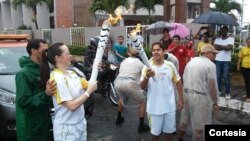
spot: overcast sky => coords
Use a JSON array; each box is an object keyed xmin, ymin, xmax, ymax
[{"xmin": 234, "ymin": 0, "xmax": 250, "ymax": 23}]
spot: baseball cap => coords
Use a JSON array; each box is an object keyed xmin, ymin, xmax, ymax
[{"xmin": 201, "ymin": 44, "xmax": 219, "ymax": 54}]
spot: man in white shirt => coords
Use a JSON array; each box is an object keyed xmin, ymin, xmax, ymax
[{"xmin": 214, "ymin": 26, "xmax": 234, "ymax": 99}]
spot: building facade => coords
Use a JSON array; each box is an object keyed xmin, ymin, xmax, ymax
[
  {"xmin": 0, "ymin": 0, "xmax": 94, "ymax": 32},
  {"xmin": 0, "ymin": 0, "xmax": 209, "ymax": 32}
]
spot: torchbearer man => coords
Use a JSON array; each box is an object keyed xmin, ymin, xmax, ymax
[{"xmin": 140, "ymin": 42, "xmax": 184, "ymax": 141}]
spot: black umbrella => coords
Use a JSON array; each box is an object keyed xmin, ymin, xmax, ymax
[
  {"xmin": 192, "ymin": 11, "xmax": 238, "ymax": 26},
  {"xmin": 145, "ymin": 21, "xmax": 174, "ymax": 35}
]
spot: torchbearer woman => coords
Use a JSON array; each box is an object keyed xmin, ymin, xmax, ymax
[{"xmin": 40, "ymin": 42, "xmax": 97, "ymax": 141}]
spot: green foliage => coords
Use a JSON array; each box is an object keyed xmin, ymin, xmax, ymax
[
  {"xmin": 135, "ymin": 0, "xmax": 162, "ymax": 15},
  {"xmin": 68, "ymin": 45, "xmax": 87, "ymax": 56},
  {"xmin": 89, "ymin": 0, "xmax": 129, "ymax": 15},
  {"xmin": 144, "ymin": 47, "xmax": 152, "ymax": 59},
  {"xmin": 17, "ymin": 25, "xmax": 32, "ymax": 30},
  {"xmin": 12, "ymin": 0, "xmax": 52, "ymax": 9},
  {"xmin": 211, "ymin": 0, "xmax": 242, "ymax": 14},
  {"xmin": 231, "ymin": 53, "xmax": 239, "ymax": 72}
]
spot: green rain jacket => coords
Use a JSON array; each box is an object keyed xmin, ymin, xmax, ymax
[{"xmin": 15, "ymin": 56, "xmax": 51, "ymax": 141}]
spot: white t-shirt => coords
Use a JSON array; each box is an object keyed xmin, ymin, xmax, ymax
[
  {"xmin": 141, "ymin": 60, "xmax": 180, "ymax": 115},
  {"xmin": 50, "ymin": 68, "xmax": 88, "ymax": 124},
  {"xmin": 214, "ymin": 36, "xmax": 234, "ymax": 61},
  {"xmin": 117, "ymin": 57, "xmax": 144, "ymax": 83}
]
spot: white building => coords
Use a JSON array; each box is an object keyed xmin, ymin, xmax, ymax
[{"xmin": 0, "ymin": 0, "xmax": 50, "ymax": 32}]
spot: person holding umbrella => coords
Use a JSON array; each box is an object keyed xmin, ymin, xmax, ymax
[
  {"xmin": 214, "ymin": 26, "xmax": 234, "ymax": 99},
  {"xmin": 159, "ymin": 28, "xmax": 173, "ymax": 50}
]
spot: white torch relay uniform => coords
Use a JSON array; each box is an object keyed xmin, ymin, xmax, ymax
[
  {"xmin": 141, "ymin": 60, "xmax": 180, "ymax": 135},
  {"xmin": 180, "ymin": 56, "xmax": 219, "ymax": 131},
  {"xmin": 50, "ymin": 68, "xmax": 89, "ymax": 141}
]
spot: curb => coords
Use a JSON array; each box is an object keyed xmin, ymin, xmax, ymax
[{"xmin": 218, "ymin": 97, "xmax": 250, "ymax": 114}]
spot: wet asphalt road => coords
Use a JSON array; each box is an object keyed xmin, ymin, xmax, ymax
[
  {"xmin": 3, "ymin": 91, "xmax": 249, "ymax": 141},
  {"xmin": 87, "ymin": 93, "xmax": 250, "ymax": 141},
  {"xmin": 87, "ymin": 93, "xmax": 182, "ymax": 141}
]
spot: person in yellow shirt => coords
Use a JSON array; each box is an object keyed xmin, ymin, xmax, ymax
[
  {"xmin": 237, "ymin": 37, "xmax": 250, "ymax": 103},
  {"xmin": 197, "ymin": 32, "xmax": 212, "ymax": 56}
]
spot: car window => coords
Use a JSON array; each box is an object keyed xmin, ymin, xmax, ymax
[{"xmin": 0, "ymin": 47, "xmax": 27, "ymax": 74}]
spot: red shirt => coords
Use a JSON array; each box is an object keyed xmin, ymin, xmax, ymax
[{"xmin": 168, "ymin": 43, "xmax": 188, "ymax": 78}]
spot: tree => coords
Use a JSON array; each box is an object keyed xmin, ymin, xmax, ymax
[
  {"xmin": 89, "ymin": 0, "xmax": 129, "ymax": 15},
  {"xmin": 134, "ymin": 0, "xmax": 162, "ymax": 23},
  {"xmin": 211, "ymin": 0, "xmax": 242, "ymax": 15},
  {"xmin": 89, "ymin": 0, "xmax": 163, "ymax": 24},
  {"xmin": 12, "ymin": 0, "xmax": 52, "ymax": 29}
]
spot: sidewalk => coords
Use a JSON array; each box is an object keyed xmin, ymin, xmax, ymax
[{"xmin": 216, "ymin": 84, "xmax": 250, "ymax": 124}]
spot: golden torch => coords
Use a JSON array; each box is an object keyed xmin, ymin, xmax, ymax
[{"xmin": 89, "ymin": 14, "xmax": 122, "ymax": 82}]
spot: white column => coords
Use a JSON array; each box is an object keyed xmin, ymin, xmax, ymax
[
  {"xmin": 37, "ymin": 2, "xmax": 50, "ymax": 29},
  {"xmin": 0, "ymin": 4, "xmax": 3, "ymax": 32},
  {"xmin": 22, "ymin": 4, "xmax": 35, "ymax": 29},
  {"xmin": 10, "ymin": 0, "xmax": 23, "ymax": 29},
  {"xmin": 1, "ymin": 2, "xmax": 12, "ymax": 29}
]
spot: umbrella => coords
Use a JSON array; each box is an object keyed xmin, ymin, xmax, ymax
[
  {"xmin": 192, "ymin": 11, "xmax": 238, "ymax": 26},
  {"xmin": 145, "ymin": 21, "xmax": 174, "ymax": 35},
  {"xmin": 169, "ymin": 23, "xmax": 190, "ymax": 38}
]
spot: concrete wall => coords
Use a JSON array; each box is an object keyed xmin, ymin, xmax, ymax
[
  {"xmin": 22, "ymin": 24, "xmax": 205, "ymax": 50},
  {"xmin": 10, "ymin": 0, "xmax": 23, "ymax": 29},
  {"xmin": 0, "ymin": 4, "xmax": 3, "ymax": 32},
  {"xmin": 1, "ymin": 2, "xmax": 12, "ymax": 29},
  {"xmin": 52, "ymin": 28, "xmax": 71, "ymax": 44},
  {"xmin": 33, "ymin": 30, "xmax": 43, "ymax": 39}
]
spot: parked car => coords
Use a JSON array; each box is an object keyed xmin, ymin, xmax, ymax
[{"xmin": 0, "ymin": 34, "xmax": 94, "ymax": 139}]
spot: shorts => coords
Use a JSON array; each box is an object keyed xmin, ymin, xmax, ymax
[
  {"xmin": 53, "ymin": 119, "xmax": 87, "ymax": 141},
  {"xmin": 148, "ymin": 111, "xmax": 176, "ymax": 136},
  {"xmin": 114, "ymin": 78, "xmax": 145, "ymax": 106}
]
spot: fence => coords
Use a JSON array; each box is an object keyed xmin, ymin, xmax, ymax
[
  {"xmin": 42, "ymin": 29, "xmax": 52, "ymax": 44},
  {"xmin": 70, "ymin": 27, "xmax": 85, "ymax": 46}
]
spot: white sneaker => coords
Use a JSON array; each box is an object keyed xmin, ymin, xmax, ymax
[{"xmin": 225, "ymin": 94, "xmax": 231, "ymax": 99}]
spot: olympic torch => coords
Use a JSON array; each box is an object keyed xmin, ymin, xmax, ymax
[
  {"xmin": 129, "ymin": 24, "xmax": 157, "ymax": 81},
  {"xmin": 89, "ymin": 14, "xmax": 122, "ymax": 83}
]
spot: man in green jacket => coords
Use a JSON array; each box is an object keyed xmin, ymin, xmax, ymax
[{"xmin": 15, "ymin": 39, "xmax": 56, "ymax": 141}]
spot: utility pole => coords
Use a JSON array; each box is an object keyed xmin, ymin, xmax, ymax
[{"xmin": 239, "ymin": 0, "xmax": 244, "ymax": 46}]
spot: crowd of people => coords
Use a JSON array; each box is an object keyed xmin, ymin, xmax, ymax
[{"xmin": 15, "ymin": 25, "xmax": 249, "ymax": 141}]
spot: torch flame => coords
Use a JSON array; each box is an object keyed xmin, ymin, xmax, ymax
[
  {"xmin": 108, "ymin": 14, "xmax": 122, "ymax": 25},
  {"xmin": 130, "ymin": 23, "xmax": 141, "ymax": 36}
]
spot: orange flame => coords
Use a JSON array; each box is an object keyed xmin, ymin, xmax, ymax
[
  {"xmin": 108, "ymin": 14, "xmax": 122, "ymax": 25},
  {"xmin": 130, "ymin": 23, "xmax": 141, "ymax": 35}
]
